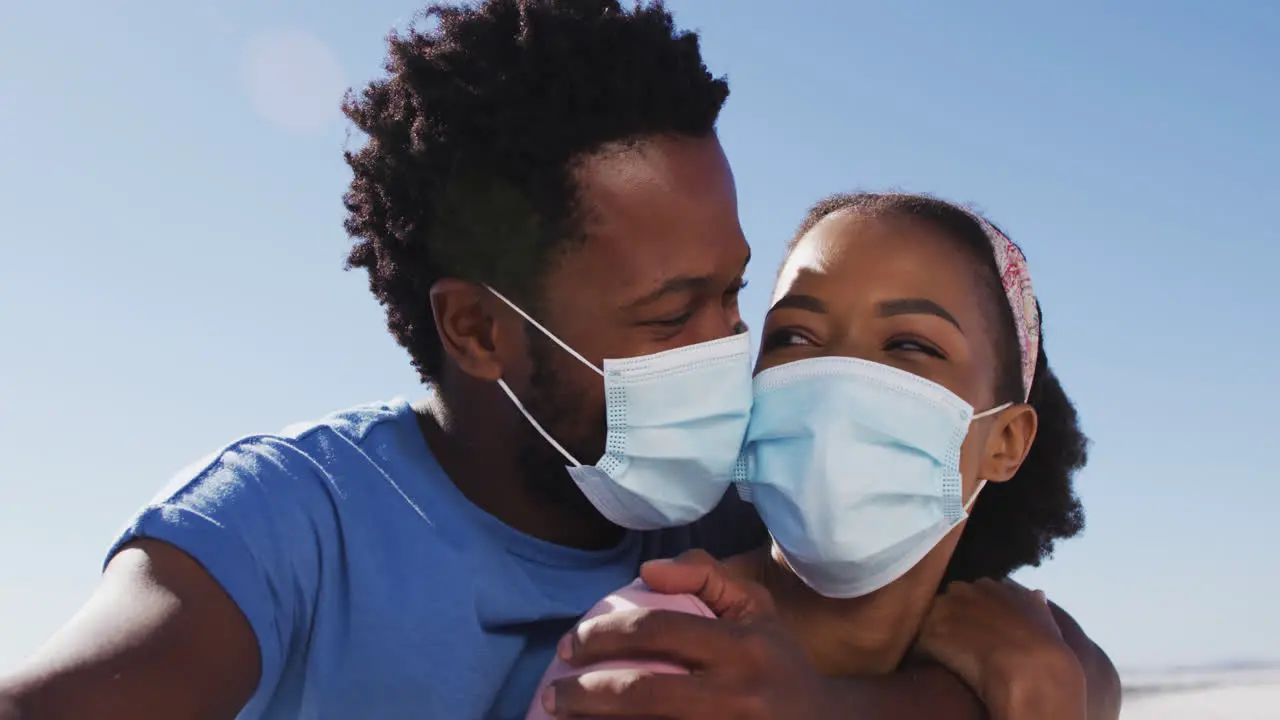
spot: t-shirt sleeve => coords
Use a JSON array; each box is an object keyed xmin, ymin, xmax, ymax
[
  {"xmin": 106, "ymin": 435, "xmax": 338, "ymax": 701},
  {"xmin": 523, "ymin": 581, "xmax": 714, "ymax": 720}
]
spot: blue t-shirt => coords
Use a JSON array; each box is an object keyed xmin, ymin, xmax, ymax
[{"xmin": 109, "ymin": 399, "xmax": 761, "ymax": 719}]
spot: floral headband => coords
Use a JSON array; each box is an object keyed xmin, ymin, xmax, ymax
[{"xmin": 972, "ymin": 215, "xmax": 1040, "ymax": 400}]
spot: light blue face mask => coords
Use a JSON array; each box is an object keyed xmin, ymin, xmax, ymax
[
  {"xmin": 734, "ymin": 356, "xmax": 1010, "ymax": 598},
  {"xmin": 488, "ymin": 287, "xmax": 754, "ymax": 530}
]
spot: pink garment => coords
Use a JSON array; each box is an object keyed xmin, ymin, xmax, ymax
[
  {"xmin": 525, "ymin": 580, "xmax": 714, "ymax": 719},
  {"xmin": 972, "ymin": 215, "xmax": 1040, "ymax": 399}
]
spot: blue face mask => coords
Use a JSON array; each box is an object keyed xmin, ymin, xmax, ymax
[
  {"xmin": 735, "ymin": 356, "xmax": 1009, "ymax": 598},
  {"xmin": 488, "ymin": 287, "xmax": 754, "ymax": 530}
]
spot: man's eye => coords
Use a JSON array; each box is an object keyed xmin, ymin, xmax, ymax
[
  {"xmin": 648, "ymin": 312, "xmax": 693, "ymax": 328},
  {"xmin": 727, "ymin": 278, "xmax": 749, "ymax": 296}
]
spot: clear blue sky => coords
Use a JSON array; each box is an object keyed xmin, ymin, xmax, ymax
[{"xmin": 1, "ymin": 0, "xmax": 1276, "ymax": 673}]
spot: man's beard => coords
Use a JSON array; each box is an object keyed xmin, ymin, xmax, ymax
[{"xmin": 513, "ymin": 328, "xmax": 608, "ymax": 512}]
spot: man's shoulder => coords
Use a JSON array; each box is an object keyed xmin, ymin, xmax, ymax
[
  {"xmin": 99, "ymin": 399, "xmax": 452, "ymax": 719},
  {"xmin": 277, "ymin": 398, "xmax": 416, "ymax": 446},
  {"xmin": 151, "ymin": 399, "xmax": 419, "ymax": 501},
  {"xmin": 109, "ymin": 397, "xmax": 440, "ymax": 622}
]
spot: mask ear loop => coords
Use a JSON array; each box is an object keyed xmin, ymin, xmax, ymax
[
  {"xmin": 495, "ymin": 379, "xmax": 583, "ymax": 468},
  {"xmin": 963, "ymin": 479, "xmax": 986, "ymax": 514},
  {"xmin": 485, "ymin": 285, "xmax": 604, "ymax": 377},
  {"xmin": 963, "ymin": 401, "xmax": 1014, "ymax": 514},
  {"xmin": 971, "ymin": 401, "xmax": 1012, "ymax": 421},
  {"xmin": 484, "ymin": 285, "xmax": 604, "ymax": 469}
]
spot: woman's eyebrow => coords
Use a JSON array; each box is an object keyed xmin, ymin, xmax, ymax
[
  {"xmin": 768, "ymin": 293, "xmax": 827, "ymax": 315},
  {"xmin": 877, "ymin": 298, "xmax": 963, "ymax": 333}
]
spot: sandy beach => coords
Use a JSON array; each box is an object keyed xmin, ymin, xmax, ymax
[{"xmin": 1122, "ymin": 666, "xmax": 1280, "ymax": 719}]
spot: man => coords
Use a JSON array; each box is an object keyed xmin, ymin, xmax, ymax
[{"xmin": 0, "ymin": 1, "xmax": 1119, "ymax": 718}]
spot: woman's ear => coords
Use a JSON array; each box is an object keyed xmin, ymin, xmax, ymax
[
  {"xmin": 979, "ymin": 404, "xmax": 1038, "ymax": 484},
  {"xmin": 428, "ymin": 279, "xmax": 508, "ymax": 382}
]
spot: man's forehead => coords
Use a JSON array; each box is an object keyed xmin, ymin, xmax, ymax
[
  {"xmin": 564, "ymin": 136, "xmax": 747, "ymax": 309},
  {"xmin": 568, "ymin": 231, "xmax": 747, "ymax": 310},
  {"xmin": 577, "ymin": 135, "xmax": 732, "ymax": 197}
]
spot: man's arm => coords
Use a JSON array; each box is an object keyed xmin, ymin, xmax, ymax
[
  {"xmin": 1050, "ymin": 601, "xmax": 1121, "ymax": 720},
  {"xmin": 825, "ymin": 603, "xmax": 1118, "ymax": 720},
  {"xmin": 0, "ymin": 540, "xmax": 260, "ymax": 720},
  {"xmin": 555, "ymin": 553, "xmax": 1117, "ymax": 719},
  {"xmin": 824, "ymin": 662, "xmax": 986, "ymax": 720},
  {"xmin": 682, "ymin": 504, "xmax": 1121, "ymax": 719},
  {"xmin": 0, "ymin": 693, "xmax": 20, "ymax": 720}
]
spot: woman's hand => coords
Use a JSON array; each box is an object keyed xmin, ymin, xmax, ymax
[{"xmin": 914, "ymin": 578, "xmax": 1088, "ymax": 720}]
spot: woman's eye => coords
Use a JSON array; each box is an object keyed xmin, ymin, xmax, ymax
[
  {"xmin": 762, "ymin": 328, "xmax": 816, "ymax": 351},
  {"xmin": 885, "ymin": 336, "xmax": 945, "ymax": 358}
]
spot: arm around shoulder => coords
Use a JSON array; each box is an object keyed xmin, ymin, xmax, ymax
[
  {"xmin": 0, "ymin": 691, "xmax": 21, "ymax": 720},
  {"xmin": 1049, "ymin": 601, "xmax": 1121, "ymax": 720},
  {"xmin": 821, "ymin": 590, "xmax": 1114, "ymax": 720},
  {"xmin": 0, "ymin": 539, "xmax": 260, "ymax": 720},
  {"xmin": 822, "ymin": 661, "xmax": 987, "ymax": 720}
]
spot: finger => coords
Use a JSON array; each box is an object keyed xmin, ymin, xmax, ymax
[
  {"xmin": 939, "ymin": 579, "xmax": 980, "ymax": 599},
  {"xmin": 912, "ymin": 605, "xmax": 958, "ymax": 660},
  {"xmin": 638, "ymin": 549, "xmax": 719, "ymax": 595},
  {"xmin": 999, "ymin": 577, "xmax": 1040, "ymax": 599},
  {"xmin": 1001, "ymin": 577, "xmax": 1029, "ymax": 591},
  {"xmin": 549, "ymin": 669, "xmax": 711, "ymax": 718},
  {"xmin": 664, "ymin": 548, "xmax": 719, "ymax": 568},
  {"xmin": 973, "ymin": 577, "xmax": 1009, "ymax": 594},
  {"xmin": 640, "ymin": 553, "xmax": 776, "ymax": 621},
  {"xmin": 564, "ymin": 607, "xmax": 740, "ymax": 669},
  {"xmin": 993, "ymin": 578, "xmax": 1049, "ymax": 606}
]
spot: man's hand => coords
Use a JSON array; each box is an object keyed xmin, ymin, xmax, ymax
[
  {"xmin": 915, "ymin": 579, "xmax": 1087, "ymax": 720},
  {"xmin": 639, "ymin": 549, "xmax": 774, "ymax": 621},
  {"xmin": 545, "ymin": 550, "xmax": 839, "ymax": 718}
]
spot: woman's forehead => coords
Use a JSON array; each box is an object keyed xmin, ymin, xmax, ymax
[{"xmin": 771, "ymin": 212, "xmax": 985, "ymax": 319}]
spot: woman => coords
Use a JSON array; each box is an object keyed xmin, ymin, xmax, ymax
[{"xmin": 528, "ymin": 192, "xmax": 1090, "ymax": 718}]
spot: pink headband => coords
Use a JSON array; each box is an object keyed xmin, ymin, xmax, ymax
[{"xmin": 972, "ymin": 216, "xmax": 1040, "ymax": 400}]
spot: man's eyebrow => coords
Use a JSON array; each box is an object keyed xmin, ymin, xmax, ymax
[
  {"xmin": 622, "ymin": 275, "xmax": 713, "ymax": 309},
  {"xmin": 877, "ymin": 298, "xmax": 963, "ymax": 332},
  {"xmin": 622, "ymin": 250, "xmax": 752, "ymax": 310},
  {"xmin": 767, "ymin": 293, "xmax": 827, "ymax": 315}
]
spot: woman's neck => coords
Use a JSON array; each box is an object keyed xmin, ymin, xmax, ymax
[{"xmin": 728, "ymin": 545, "xmax": 939, "ymax": 676}]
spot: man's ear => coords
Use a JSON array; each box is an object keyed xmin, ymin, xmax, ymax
[
  {"xmin": 979, "ymin": 404, "xmax": 1038, "ymax": 484},
  {"xmin": 428, "ymin": 279, "xmax": 510, "ymax": 382}
]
